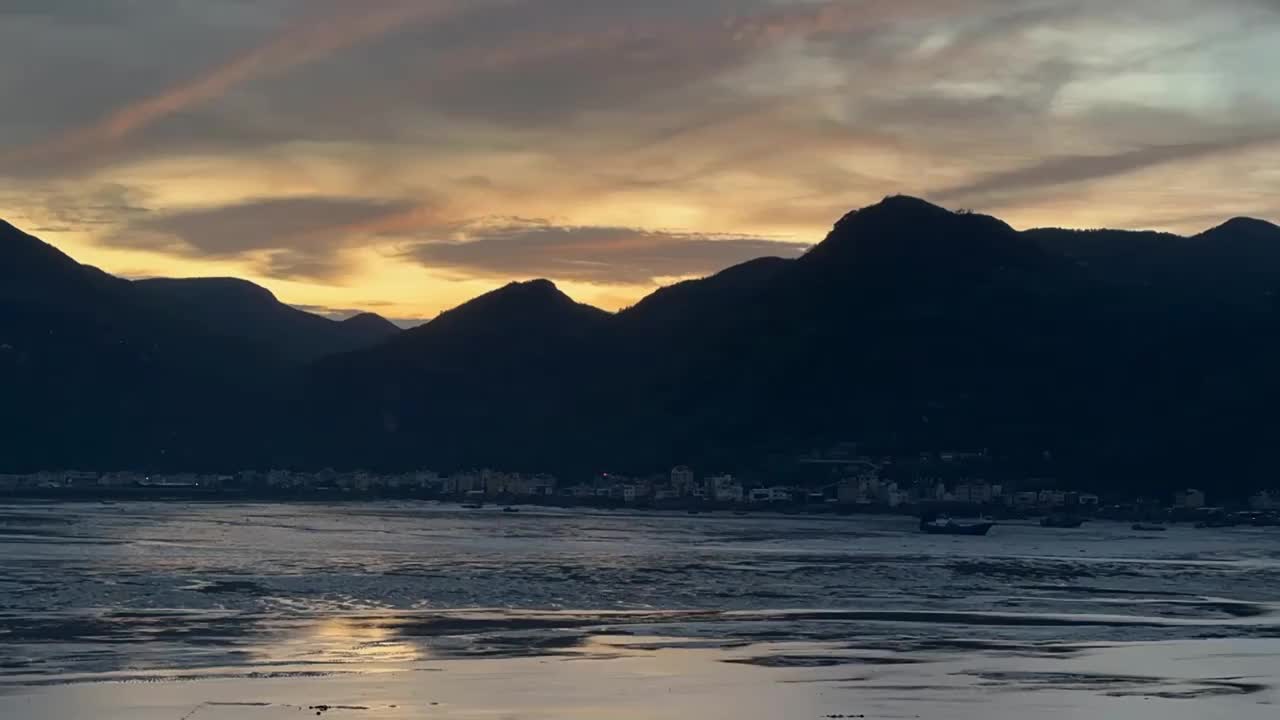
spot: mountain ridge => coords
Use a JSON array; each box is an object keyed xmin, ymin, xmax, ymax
[{"xmin": 3, "ymin": 199, "xmax": 1280, "ymax": 498}]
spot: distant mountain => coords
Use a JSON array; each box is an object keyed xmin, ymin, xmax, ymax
[
  {"xmin": 4, "ymin": 200, "xmax": 1280, "ymax": 497},
  {"xmin": 340, "ymin": 312, "xmax": 402, "ymax": 337},
  {"xmin": 0, "ymin": 220, "xmax": 398, "ymax": 471},
  {"xmin": 300, "ymin": 280, "xmax": 610, "ymax": 470},
  {"xmin": 1027, "ymin": 215, "xmax": 1280, "ymax": 304},
  {"xmin": 134, "ymin": 277, "xmax": 400, "ymax": 364}
]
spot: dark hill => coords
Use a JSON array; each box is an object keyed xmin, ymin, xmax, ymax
[
  {"xmin": 1030, "ymin": 216, "xmax": 1280, "ymax": 299},
  {"xmin": 134, "ymin": 276, "xmax": 400, "ymax": 363},
  {"xmin": 0, "ymin": 219, "xmax": 398, "ymax": 471},
  {"xmin": 341, "ymin": 312, "xmax": 401, "ymax": 337},
  {"xmin": 298, "ymin": 280, "xmax": 610, "ymax": 470},
  {"xmin": 0, "ymin": 220, "xmax": 129, "ymax": 305}
]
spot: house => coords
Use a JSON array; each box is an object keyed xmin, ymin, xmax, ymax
[
  {"xmin": 528, "ymin": 474, "xmax": 558, "ymax": 496},
  {"xmin": 1251, "ymin": 491, "xmax": 1278, "ymax": 510},
  {"xmin": 1174, "ymin": 489, "xmax": 1206, "ymax": 509},
  {"xmin": 670, "ymin": 466, "xmax": 695, "ymax": 496},
  {"xmin": 1038, "ymin": 490, "xmax": 1067, "ymax": 507},
  {"xmin": 955, "ymin": 482, "xmax": 994, "ymax": 504},
  {"xmin": 652, "ymin": 487, "xmax": 679, "ymax": 501},
  {"xmin": 562, "ymin": 483, "xmax": 596, "ymax": 499},
  {"xmin": 874, "ymin": 481, "xmax": 906, "ymax": 507},
  {"xmin": 838, "ymin": 472, "xmax": 881, "ymax": 503},
  {"xmin": 747, "ymin": 486, "xmax": 794, "ymax": 503},
  {"xmin": 1010, "ymin": 491, "xmax": 1039, "ymax": 508},
  {"xmin": 708, "ymin": 474, "xmax": 743, "ymax": 503}
]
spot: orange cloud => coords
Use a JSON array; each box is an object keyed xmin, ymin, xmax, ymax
[{"xmin": 4, "ymin": 1, "xmax": 474, "ymax": 167}]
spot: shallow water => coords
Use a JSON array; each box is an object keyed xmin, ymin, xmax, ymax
[{"xmin": 1, "ymin": 502, "xmax": 1278, "ymax": 718}]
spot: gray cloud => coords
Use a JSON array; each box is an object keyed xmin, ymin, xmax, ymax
[
  {"xmin": 107, "ymin": 196, "xmax": 420, "ymax": 280},
  {"xmin": 932, "ymin": 133, "xmax": 1280, "ymax": 203},
  {"xmin": 3, "ymin": 0, "xmax": 1280, "ymax": 299},
  {"xmin": 405, "ymin": 222, "xmax": 806, "ymax": 285}
]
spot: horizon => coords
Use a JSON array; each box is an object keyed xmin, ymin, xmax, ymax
[
  {"xmin": 1, "ymin": 1, "xmax": 1277, "ymax": 319},
  {"xmin": 5, "ymin": 194, "xmax": 1278, "ymax": 327}
]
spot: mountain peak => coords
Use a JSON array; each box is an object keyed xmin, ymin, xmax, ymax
[
  {"xmin": 497, "ymin": 278, "xmax": 563, "ymax": 298},
  {"xmin": 1198, "ymin": 216, "xmax": 1280, "ymax": 240},
  {"xmin": 340, "ymin": 312, "xmax": 401, "ymax": 335},
  {"xmin": 863, "ymin": 194, "xmax": 951, "ymax": 216},
  {"xmin": 802, "ymin": 195, "xmax": 1026, "ymax": 273},
  {"xmin": 420, "ymin": 278, "xmax": 607, "ymax": 338},
  {"xmin": 825, "ymin": 195, "xmax": 1015, "ymax": 241}
]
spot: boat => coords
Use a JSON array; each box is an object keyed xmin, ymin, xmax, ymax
[
  {"xmin": 1194, "ymin": 518, "xmax": 1233, "ymax": 529},
  {"xmin": 1040, "ymin": 514, "xmax": 1085, "ymax": 529},
  {"xmin": 1131, "ymin": 523, "xmax": 1167, "ymax": 532},
  {"xmin": 919, "ymin": 515, "xmax": 994, "ymax": 536},
  {"xmin": 502, "ymin": 506, "xmax": 519, "ymax": 513},
  {"xmin": 461, "ymin": 503, "xmax": 484, "ymax": 510}
]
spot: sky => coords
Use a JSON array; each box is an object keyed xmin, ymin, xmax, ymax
[{"xmin": 1, "ymin": 0, "xmax": 1278, "ymax": 322}]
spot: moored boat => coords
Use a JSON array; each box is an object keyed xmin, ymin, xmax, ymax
[
  {"xmin": 1131, "ymin": 523, "xmax": 1167, "ymax": 532},
  {"xmin": 919, "ymin": 514, "xmax": 994, "ymax": 536},
  {"xmin": 1040, "ymin": 514, "xmax": 1085, "ymax": 529}
]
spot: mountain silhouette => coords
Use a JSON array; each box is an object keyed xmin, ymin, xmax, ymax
[
  {"xmin": 300, "ymin": 279, "xmax": 610, "ymax": 470},
  {"xmin": 134, "ymin": 277, "xmax": 400, "ymax": 363},
  {"xmin": 0, "ymin": 219, "xmax": 398, "ymax": 471},
  {"xmin": 0, "ymin": 220, "xmax": 129, "ymax": 305},
  {"xmin": 3, "ymin": 199, "xmax": 1280, "ymax": 497}
]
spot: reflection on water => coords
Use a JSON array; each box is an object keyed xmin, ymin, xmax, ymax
[
  {"xmin": 1, "ymin": 502, "xmax": 1279, "ymax": 718},
  {"xmin": 256, "ymin": 617, "xmax": 425, "ymax": 667}
]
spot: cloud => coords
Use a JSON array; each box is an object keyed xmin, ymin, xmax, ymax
[
  {"xmin": 107, "ymin": 196, "xmax": 423, "ymax": 280},
  {"xmin": 0, "ymin": 1, "xmax": 481, "ymax": 170},
  {"xmin": 3, "ymin": 0, "xmax": 1280, "ymax": 314},
  {"xmin": 932, "ymin": 132, "xmax": 1280, "ymax": 202},
  {"xmin": 404, "ymin": 221, "xmax": 807, "ymax": 284}
]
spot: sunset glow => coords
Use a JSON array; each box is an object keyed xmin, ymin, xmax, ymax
[{"xmin": 2, "ymin": 0, "xmax": 1277, "ymax": 321}]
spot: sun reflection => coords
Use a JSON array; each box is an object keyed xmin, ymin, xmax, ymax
[{"xmin": 254, "ymin": 616, "xmax": 426, "ymax": 668}]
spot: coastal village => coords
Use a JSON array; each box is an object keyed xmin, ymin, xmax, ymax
[{"xmin": 4, "ymin": 450, "xmax": 1278, "ymax": 523}]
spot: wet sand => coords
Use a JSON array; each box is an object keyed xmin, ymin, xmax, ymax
[
  {"xmin": 4, "ymin": 634, "xmax": 1278, "ymax": 719},
  {"xmin": 2, "ymin": 502, "xmax": 1279, "ymax": 718}
]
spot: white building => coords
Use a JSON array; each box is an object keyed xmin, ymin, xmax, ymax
[
  {"xmin": 708, "ymin": 474, "xmax": 743, "ymax": 503},
  {"xmin": 747, "ymin": 487, "xmax": 794, "ymax": 504},
  {"xmin": 671, "ymin": 466, "xmax": 695, "ymax": 496},
  {"xmin": 955, "ymin": 482, "xmax": 994, "ymax": 504},
  {"xmin": 1038, "ymin": 490, "xmax": 1068, "ymax": 507}
]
